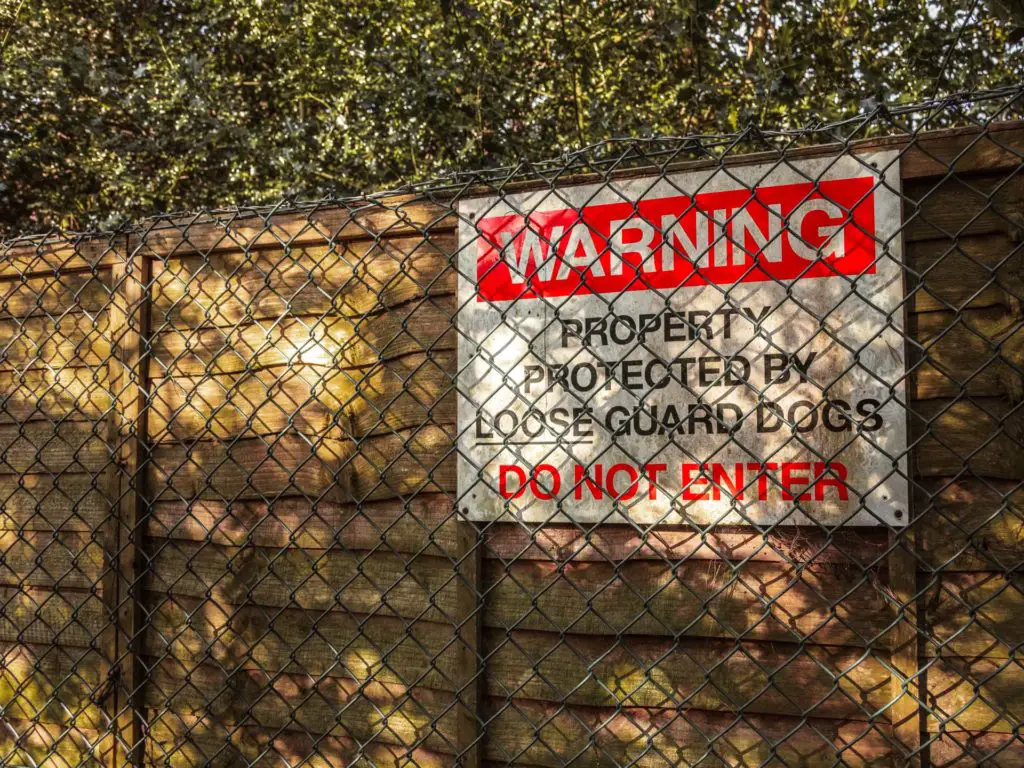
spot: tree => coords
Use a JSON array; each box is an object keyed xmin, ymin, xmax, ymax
[{"xmin": 1, "ymin": 0, "xmax": 1022, "ymax": 234}]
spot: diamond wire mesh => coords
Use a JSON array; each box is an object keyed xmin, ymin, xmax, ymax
[{"xmin": 0, "ymin": 87, "xmax": 1022, "ymax": 768}]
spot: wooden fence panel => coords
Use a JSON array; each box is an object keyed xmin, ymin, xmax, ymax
[{"xmin": 0, "ymin": 119, "xmax": 1021, "ymax": 768}]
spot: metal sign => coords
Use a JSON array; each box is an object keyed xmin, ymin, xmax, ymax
[{"xmin": 457, "ymin": 152, "xmax": 907, "ymax": 525}]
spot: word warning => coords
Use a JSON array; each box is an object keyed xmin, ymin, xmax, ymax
[{"xmin": 457, "ymin": 152, "xmax": 908, "ymax": 525}]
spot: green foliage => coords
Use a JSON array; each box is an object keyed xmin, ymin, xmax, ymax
[{"xmin": 0, "ymin": 0, "xmax": 1022, "ymax": 233}]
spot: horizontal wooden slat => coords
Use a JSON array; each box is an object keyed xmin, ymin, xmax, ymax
[
  {"xmin": 0, "ymin": 586, "xmax": 108, "ymax": 648},
  {"xmin": 149, "ymin": 299, "xmax": 454, "ymax": 378},
  {"xmin": 929, "ymin": 729, "xmax": 1024, "ymax": 766},
  {"xmin": 349, "ymin": 425, "xmax": 456, "ymax": 502},
  {"xmin": 483, "ymin": 522, "xmax": 888, "ymax": 566},
  {"xmin": 0, "ymin": 271, "xmax": 111, "ymax": 320},
  {"xmin": 146, "ymin": 715, "xmax": 451, "ymax": 768},
  {"xmin": 0, "ymin": 420, "xmax": 110, "ymax": 475},
  {"xmin": 144, "ymin": 541, "xmax": 460, "ymax": 619},
  {"xmin": 0, "ymin": 473, "xmax": 109, "ymax": 532},
  {"xmin": 484, "ymin": 630, "xmax": 890, "ymax": 721},
  {"xmin": 147, "ymin": 425, "xmax": 456, "ymax": 504},
  {"xmin": 133, "ymin": 199, "xmax": 455, "ymax": 258},
  {"xmin": 906, "ymin": 233, "xmax": 1023, "ymax": 315},
  {"xmin": 148, "ymin": 364, "xmax": 348, "ymax": 442},
  {"xmin": 144, "ymin": 495, "xmax": 459, "ymax": 554},
  {"xmin": 482, "ymin": 558, "xmax": 891, "ymax": 645},
  {"xmin": 144, "ymin": 659, "xmax": 461, "ymax": 755},
  {"xmin": 0, "ymin": 717, "xmax": 105, "ymax": 767},
  {"xmin": 146, "ymin": 432, "xmax": 349, "ymax": 502},
  {"xmin": 903, "ymin": 173, "xmax": 1024, "ymax": 243},
  {"xmin": 480, "ymin": 549, "xmax": 1024, "ymax": 656},
  {"xmin": 144, "ymin": 596, "xmax": 462, "ymax": 692},
  {"xmin": 0, "ymin": 530, "xmax": 105, "ymax": 589},
  {"xmin": 347, "ymin": 350, "xmax": 455, "ymax": 437},
  {"xmin": 0, "ymin": 367, "xmax": 112, "ymax": 424},
  {"xmin": 148, "ymin": 351, "xmax": 455, "ymax": 443},
  {"xmin": 152, "ymin": 236, "xmax": 455, "ymax": 328},
  {"xmin": 0, "ymin": 238, "xmax": 119, "ymax": 280},
  {"xmin": 923, "ymin": 571, "xmax": 1024, "ymax": 659},
  {"xmin": 896, "ymin": 122, "xmax": 1024, "ymax": 180},
  {"xmin": 0, "ymin": 642, "xmax": 106, "ymax": 728},
  {"xmin": 914, "ymin": 479, "xmax": 1024, "ymax": 571},
  {"xmin": 482, "ymin": 697, "xmax": 894, "ymax": 767},
  {"xmin": 910, "ymin": 306, "xmax": 1024, "ymax": 401},
  {"xmin": 912, "ymin": 398, "xmax": 1024, "ymax": 479},
  {"xmin": 0, "ymin": 312, "xmax": 113, "ymax": 370},
  {"xmin": 926, "ymin": 654, "xmax": 1024, "ymax": 733}
]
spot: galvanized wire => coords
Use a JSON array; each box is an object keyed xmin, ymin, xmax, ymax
[{"xmin": 0, "ymin": 86, "xmax": 1022, "ymax": 768}]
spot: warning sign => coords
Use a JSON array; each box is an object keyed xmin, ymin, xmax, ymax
[{"xmin": 457, "ymin": 152, "xmax": 907, "ymax": 525}]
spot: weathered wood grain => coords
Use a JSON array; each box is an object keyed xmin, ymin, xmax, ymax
[
  {"xmin": 144, "ymin": 659, "xmax": 461, "ymax": 754},
  {"xmin": 484, "ymin": 629, "xmax": 890, "ymax": 720},
  {"xmin": 906, "ymin": 234, "xmax": 1023, "ymax": 314},
  {"xmin": 0, "ymin": 472, "xmax": 109, "ymax": 532},
  {"xmin": 0, "ymin": 586, "xmax": 107, "ymax": 648},
  {"xmin": 0, "ymin": 238, "xmax": 118, "ymax": 280},
  {"xmin": 0, "ymin": 367, "xmax": 113, "ymax": 424},
  {"xmin": 146, "ymin": 432, "xmax": 350, "ymax": 502},
  {"xmin": 146, "ymin": 425, "xmax": 456, "ymax": 504},
  {"xmin": 148, "ymin": 364, "xmax": 348, "ymax": 442},
  {"xmin": 0, "ymin": 271, "xmax": 111, "ymax": 320},
  {"xmin": 146, "ymin": 715, "xmax": 452, "ymax": 768},
  {"xmin": 887, "ymin": 529, "xmax": 920, "ymax": 764},
  {"xmin": 348, "ymin": 425, "xmax": 457, "ymax": 502},
  {"xmin": 152, "ymin": 236, "xmax": 455, "ymax": 328},
  {"xmin": 346, "ymin": 350, "xmax": 456, "ymax": 438},
  {"xmin": 101, "ymin": 250, "xmax": 153, "ymax": 768},
  {"xmin": 148, "ymin": 351, "xmax": 456, "ymax": 443},
  {"xmin": 929, "ymin": 729, "xmax": 1024, "ymax": 766},
  {"xmin": 910, "ymin": 305, "xmax": 1024, "ymax": 401},
  {"xmin": 896, "ymin": 122, "xmax": 1024, "ymax": 180},
  {"xmin": 912, "ymin": 398, "xmax": 1024, "ymax": 479},
  {"xmin": 903, "ymin": 173, "xmax": 1024, "ymax": 243},
  {"xmin": 133, "ymin": 199, "xmax": 455, "ymax": 258},
  {"xmin": 144, "ymin": 540, "xmax": 460, "ymax": 620},
  {"xmin": 149, "ymin": 299, "xmax": 454, "ymax": 378},
  {"xmin": 143, "ymin": 596, "xmax": 462, "ymax": 692},
  {"xmin": 481, "ymin": 558, "xmax": 892, "ymax": 645},
  {"xmin": 923, "ymin": 571, "xmax": 1024, "ymax": 659},
  {"xmin": 482, "ymin": 697, "xmax": 894, "ymax": 767},
  {"xmin": 925, "ymin": 655, "xmax": 1024, "ymax": 733},
  {"xmin": 144, "ymin": 494, "xmax": 459, "ymax": 553},
  {"xmin": 0, "ymin": 530, "xmax": 104, "ymax": 590},
  {"xmin": 0, "ymin": 717, "xmax": 105, "ymax": 768},
  {"xmin": 913, "ymin": 479, "xmax": 1024, "ymax": 572},
  {"xmin": 0, "ymin": 313, "xmax": 113, "ymax": 370},
  {"xmin": 0, "ymin": 642, "xmax": 106, "ymax": 728},
  {"xmin": 0, "ymin": 420, "xmax": 110, "ymax": 475},
  {"xmin": 482, "ymin": 522, "xmax": 889, "ymax": 566}
]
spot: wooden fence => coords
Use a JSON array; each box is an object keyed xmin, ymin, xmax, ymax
[{"xmin": 0, "ymin": 121, "xmax": 1022, "ymax": 767}]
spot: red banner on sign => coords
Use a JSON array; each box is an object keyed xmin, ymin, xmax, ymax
[{"xmin": 473, "ymin": 176, "xmax": 878, "ymax": 301}]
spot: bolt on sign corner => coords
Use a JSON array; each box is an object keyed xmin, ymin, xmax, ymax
[{"xmin": 457, "ymin": 151, "xmax": 908, "ymax": 526}]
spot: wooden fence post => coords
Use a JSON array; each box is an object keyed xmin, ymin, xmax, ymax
[
  {"xmin": 889, "ymin": 527, "xmax": 921, "ymax": 766},
  {"xmin": 456, "ymin": 519, "xmax": 483, "ymax": 768},
  {"xmin": 101, "ymin": 241, "xmax": 152, "ymax": 768}
]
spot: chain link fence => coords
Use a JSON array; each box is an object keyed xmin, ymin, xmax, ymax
[{"xmin": 0, "ymin": 86, "xmax": 1022, "ymax": 767}]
